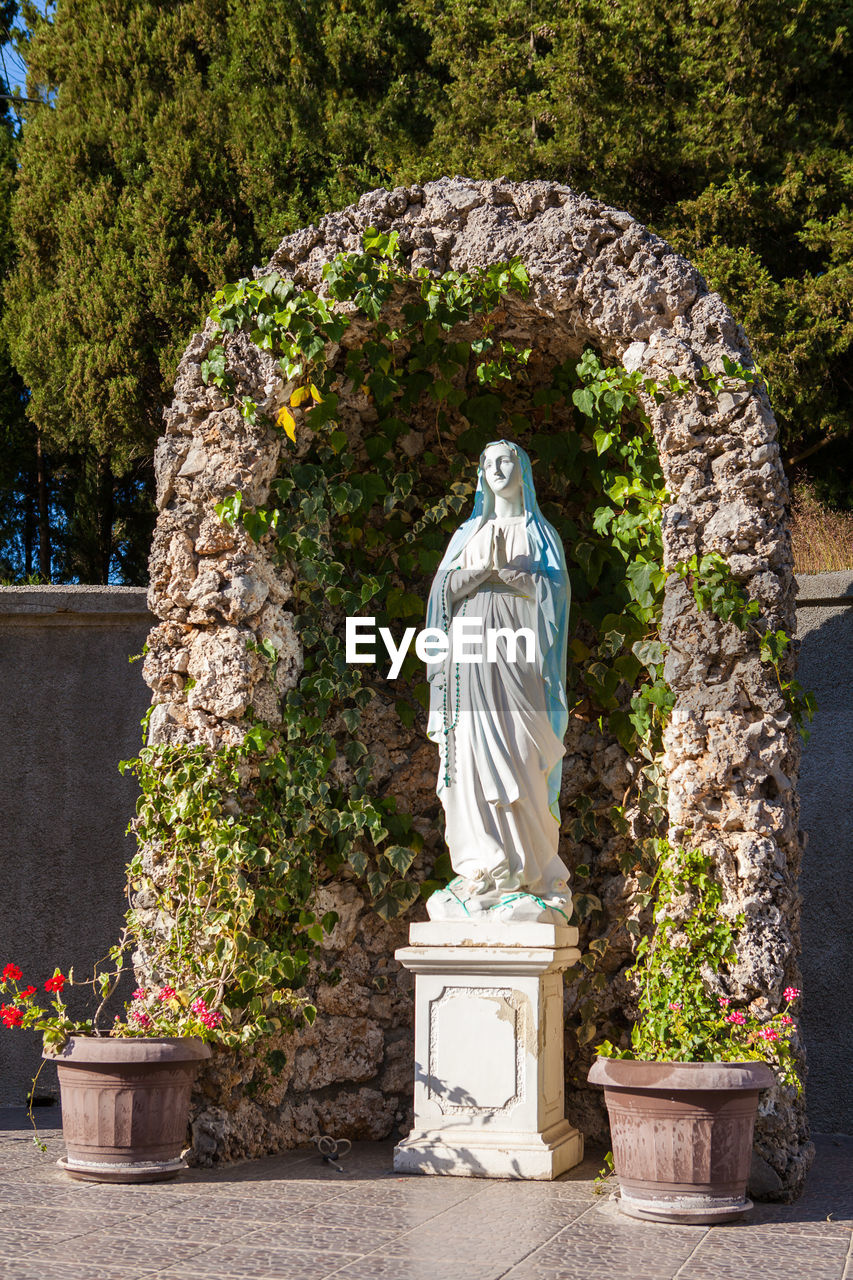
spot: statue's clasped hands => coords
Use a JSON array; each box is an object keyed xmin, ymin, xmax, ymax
[{"xmin": 448, "ymin": 523, "xmax": 533, "ymax": 602}]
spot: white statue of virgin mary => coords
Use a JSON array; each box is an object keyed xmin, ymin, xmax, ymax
[{"xmin": 424, "ymin": 441, "xmax": 572, "ymax": 925}]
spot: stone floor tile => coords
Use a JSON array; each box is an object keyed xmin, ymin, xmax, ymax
[
  {"xmin": 205, "ymin": 1173, "xmax": 345, "ymax": 1200},
  {"xmin": 147, "ymin": 1188, "xmax": 350, "ymax": 1225},
  {"xmin": 750, "ymin": 1198, "xmax": 853, "ymax": 1231},
  {"xmin": 223, "ymin": 1149, "xmax": 319, "ymax": 1177},
  {"xmin": 503, "ymin": 1201, "xmax": 707, "ymax": 1279},
  {"xmin": 0, "ymin": 1261, "xmax": 146, "ymax": 1280},
  {"xmin": 675, "ymin": 1229, "xmax": 850, "ymax": 1280},
  {"xmin": 238, "ymin": 1220, "xmax": 400, "ymax": 1254},
  {"xmin": 347, "ymin": 1191, "xmax": 590, "ymax": 1279},
  {"xmin": 274, "ymin": 1146, "xmax": 401, "ymax": 1183},
  {"xmin": 843, "ymin": 1234, "xmax": 853, "ymax": 1280},
  {"xmin": 43, "ymin": 1182, "xmax": 210, "ymax": 1210},
  {"xmin": 0, "ymin": 1209, "xmax": 152, "ymax": 1251},
  {"xmin": 336, "ymin": 1178, "xmax": 485, "ymax": 1207},
  {"xmin": 327, "ymin": 1258, "xmax": 512, "ymax": 1280},
  {"xmin": 163, "ymin": 1262, "xmax": 350, "ymax": 1280},
  {"xmin": 0, "ymin": 1227, "xmax": 97, "ymax": 1253},
  {"xmin": 180, "ymin": 1174, "xmax": 341, "ymax": 1201},
  {"xmin": 173, "ymin": 1240, "xmax": 359, "ymax": 1277},
  {"xmin": 713, "ymin": 1217, "xmax": 853, "ymax": 1239},
  {"xmin": 0, "ymin": 1181, "xmax": 114, "ymax": 1208},
  {"xmin": 255, "ymin": 1197, "xmax": 474, "ymax": 1233},
  {"xmin": 488, "ymin": 1178, "xmax": 600, "ymax": 1199},
  {"xmin": 22, "ymin": 1232, "xmax": 219, "ymax": 1271}
]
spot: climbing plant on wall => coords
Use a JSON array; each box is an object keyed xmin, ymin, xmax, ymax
[{"xmin": 124, "ymin": 230, "xmax": 812, "ymax": 1048}]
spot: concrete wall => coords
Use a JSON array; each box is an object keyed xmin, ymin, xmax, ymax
[
  {"xmin": 0, "ymin": 587, "xmax": 153, "ymax": 1105},
  {"xmin": 795, "ymin": 571, "xmax": 853, "ymax": 1135}
]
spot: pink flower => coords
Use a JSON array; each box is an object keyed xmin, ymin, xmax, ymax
[
  {"xmin": 668, "ymin": 1002, "xmax": 683, "ymax": 1012},
  {"xmin": 191, "ymin": 997, "xmax": 208, "ymax": 1016},
  {"xmin": 760, "ymin": 1028, "xmax": 780, "ymax": 1041},
  {"xmin": 783, "ymin": 986, "xmax": 801, "ymax": 1003},
  {"xmin": 132, "ymin": 988, "xmax": 147, "ymax": 1001},
  {"xmin": 726, "ymin": 1011, "xmax": 746, "ymax": 1025},
  {"xmin": 158, "ymin": 986, "xmax": 177, "ymax": 1002},
  {"xmin": 2, "ymin": 963, "xmax": 23, "ymax": 982},
  {"xmin": 717, "ymin": 996, "xmax": 730, "ymax": 1008},
  {"xmin": 779, "ymin": 1015, "xmax": 794, "ymax": 1026},
  {"xmin": 201, "ymin": 1010, "xmax": 222, "ymax": 1029},
  {"xmin": 130, "ymin": 1009, "xmax": 153, "ymax": 1028}
]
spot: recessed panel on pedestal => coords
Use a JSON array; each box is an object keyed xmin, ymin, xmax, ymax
[{"xmin": 428, "ymin": 987, "xmax": 521, "ymax": 1114}]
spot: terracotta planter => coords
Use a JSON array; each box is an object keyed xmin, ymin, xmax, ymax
[
  {"xmin": 46, "ymin": 1035, "xmax": 211, "ymax": 1183},
  {"xmin": 588, "ymin": 1057, "xmax": 774, "ymax": 1223}
]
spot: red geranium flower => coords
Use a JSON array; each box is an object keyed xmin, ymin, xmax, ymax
[
  {"xmin": 2, "ymin": 964, "xmax": 23, "ymax": 982},
  {"xmin": 1, "ymin": 1005, "xmax": 23, "ymax": 1028},
  {"xmin": 19, "ymin": 986, "xmax": 36, "ymax": 999},
  {"xmin": 44, "ymin": 973, "xmax": 66, "ymax": 994}
]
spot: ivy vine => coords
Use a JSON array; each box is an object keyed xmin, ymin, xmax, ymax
[{"xmin": 123, "ymin": 229, "xmax": 812, "ymax": 1051}]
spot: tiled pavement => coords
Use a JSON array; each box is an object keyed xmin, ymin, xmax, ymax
[{"xmin": 0, "ymin": 1110, "xmax": 851, "ymax": 1280}]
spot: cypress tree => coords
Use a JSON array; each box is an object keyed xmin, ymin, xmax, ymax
[
  {"xmin": 3, "ymin": 0, "xmax": 434, "ymax": 580},
  {"xmin": 4, "ymin": 0, "xmax": 850, "ymax": 579},
  {"xmin": 0, "ymin": 3, "xmax": 43, "ymax": 581},
  {"xmin": 4, "ymin": 0, "xmax": 253, "ymax": 580},
  {"xmin": 403, "ymin": 0, "xmax": 853, "ymax": 502}
]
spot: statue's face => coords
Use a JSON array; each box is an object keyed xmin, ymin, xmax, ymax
[{"xmin": 482, "ymin": 445, "xmax": 522, "ymax": 501}]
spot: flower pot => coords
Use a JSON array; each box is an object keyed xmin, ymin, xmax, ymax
[
  {"xmin": 588, "ymin": 1058, "xmax": 774, "ymax": 1223},
  {"xmin": 45, "ymin": 1035, "xmax": 211, "ymax": 1183}
]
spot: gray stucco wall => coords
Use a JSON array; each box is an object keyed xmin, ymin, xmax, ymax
[
  {"xmin": 0, "ymin": 587, "xmax": 153, "ymax": 1105},
  {"xmin": 796, "ymin": 571, "xmax": 853, "ymax": 1135}
]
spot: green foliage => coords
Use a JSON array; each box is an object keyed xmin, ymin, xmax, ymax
[
  {"xmin": 400, "ymin": 0, "xmax": 853, "ymax": 504},
  {"xmin": 119, "ymin": 744, "xmax": 341, "ymax": 1043},
  {"xmin": 596, "ymin": 842, "xmax": 802, "ymax": 1088},
  {"xmin": 0, "ymin": 30, "xmax": 38, "ymax": 581},
  {"xmin": 675, "ymin": 552, "xmax": 817, "ymax": 735},
  {"xmin": 1, "ymin": 0, "xmax": 435, "ymax": 579},
  {"xmin": 3, "ymin": 0, "xmax": 263, "ymax": 579}
]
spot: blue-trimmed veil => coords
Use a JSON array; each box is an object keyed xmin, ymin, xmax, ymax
[{"xmin": 425, "ymin": 441, "xmax": 571, "ymax": 819}]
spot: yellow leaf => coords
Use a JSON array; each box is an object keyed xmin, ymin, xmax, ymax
[
  {"xmin": 290, "ymin": 385, "xmax": 311, "ymax": 407},
  {"xmin": 277, "ymin": 406, "xmax": 297, "ymax": 441},
  {"xmin": 310, "ymin": 383, "xmax": 322, "ymax": 403}
]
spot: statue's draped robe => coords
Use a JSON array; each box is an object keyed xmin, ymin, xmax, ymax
[{"xmin": 435, "ymin": 515, "xmax": 568, "ymax": 899}]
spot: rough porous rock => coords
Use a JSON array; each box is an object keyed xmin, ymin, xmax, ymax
[{"xmin": 146, "ymin": 178, "xmax": 810, "ymax": 1196}]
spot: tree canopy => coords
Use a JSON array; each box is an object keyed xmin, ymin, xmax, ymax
[{"xmin": 0, "ymin": 0, "xmax": 851, "ymax": 580}]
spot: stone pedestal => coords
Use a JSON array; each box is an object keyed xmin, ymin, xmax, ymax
[{"xmin": 393, "ymin": 920, "xmax": 584, "ymax": 1179}]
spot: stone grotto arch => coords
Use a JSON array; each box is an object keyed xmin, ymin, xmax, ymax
[{"xmin": 144, "ymin": 178, "xmax": 810, "ymax": 1196}]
